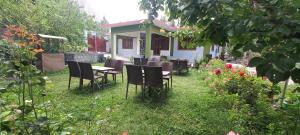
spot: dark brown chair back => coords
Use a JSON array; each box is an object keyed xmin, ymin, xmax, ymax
[
  {"xmin": 104, "ymin": 58, "xmax": 114, "ymax": 67},
  {"xmin": 78, "ymin": 62, "xmax": 94, "ymax": 80},
  {"xmin": 113, "ymin": 60, "xmax": 124, "ymax": 72},
  {"xmin": 67, "ymin": 61, "xmax": 81, "ymax": 77},
  {"xmin": 141, "ymin": 58, "xmax": 148, "ymax": 65},
  {"xmin": 147, "ymin": 61, "xmax": 161, "ymax": 67},
  {"xmin": 170, "ymin": 59, "xmax": 180, "ymax": 70},
  {"xmin": 133, "ymin": 58, "xmax": 141, "ymax": 65},
  {"xmin": 144, "ymin": 66, "xmax": 163, "ymax": 88},
  {"xmin": 126, "ymin": 65, "xmax": 143, "ymax": 85},
  {"xmin": 179, "ymin": 60, "xmax": 188, "ymax": 70},
  {"xmin": 161, "ymin": 62, "xmax": 173, "ymax": 72}
]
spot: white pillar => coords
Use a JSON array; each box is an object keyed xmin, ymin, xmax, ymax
[
  {"xmin": 111, "ymin": 34, "xmax": 117, "ymax": 58},
  {"xmin": 136, "ymin": 32, "xmax": 140, "ymax": 56}
]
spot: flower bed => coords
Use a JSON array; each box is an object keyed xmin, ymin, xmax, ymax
[{"xmin": 202, "ymin": 59, "xmax": 300, "ymax": 134}]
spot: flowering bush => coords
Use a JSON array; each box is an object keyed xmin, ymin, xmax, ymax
[
  {"xmin": 0, "ymin": 25, "xmax": 50, "ymax": 134},
  {"xmin": 202, "ymin": 59, "xmax": 300, "ymax": 134}
]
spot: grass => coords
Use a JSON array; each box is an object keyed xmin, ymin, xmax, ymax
[{"xmin": 41, "ymin": 65, "xmax": 233, "ymax": 134}]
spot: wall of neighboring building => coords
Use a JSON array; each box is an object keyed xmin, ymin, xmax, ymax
[
  {"xmin": 171, "ymin": 38, "xmax": 204, "ymax": 63},
  {"xmin": 209, "ymin": 45, "xmax": 222, "ymax": 58},
  {"xmin": 117, "ymin": 38, "xmax": 139, "ymax": 58}
]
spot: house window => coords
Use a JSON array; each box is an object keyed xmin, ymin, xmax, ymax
[
  {"xmin": 178, "ymin": 38, "xmax": 196, "ymax": 50},
  {"xmin": 122, "ymin": 38, "xmax": 133, "ymax": 49}
]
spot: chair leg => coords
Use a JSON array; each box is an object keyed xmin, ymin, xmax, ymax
[
  {"xmin": 126, "ymin": 83, "xmax": 129, "ymax": 99},
  {"xmin": 171, "ymin": 76, "xmax": 173, "ymax": 88},
  {"xmin": 68, "ymin": 76, "xmax": 71, "ymax": 90},
  {"xmin": 122, "ymin": 73, "xmax": 124, "ymax": 83},
  {"xmin": 91, "ymin": 80, "xmax": 94, "ymax": 92},
  {"xmin": 135, "ymin": 85, "xmax": 137, "ymax": 94},
  {"xmin": 142, "ymin": 85, "xmax": 144, "ymax": 100},
  {"xmin": 101, "ymin": 78, "xmax": 104, "ymax": 90},
  {"xmin": 79, "ymin": 78, "xmax": 83, "ymax": 90}
]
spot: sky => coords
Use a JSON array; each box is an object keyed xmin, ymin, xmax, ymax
[{"xmin": 77, "ymin": 0, "xmax": 151, "ymax": 24}]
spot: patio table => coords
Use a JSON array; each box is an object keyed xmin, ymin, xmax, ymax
[{"xmin": 92, "ymin": 66, "xmax": 114, "ymax": 85}]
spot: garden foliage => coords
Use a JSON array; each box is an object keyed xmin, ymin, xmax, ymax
[
  {"xmin": 203, "ymin": 59, "xmax": 300, "ymax": 134},
  {"xmin": 139, "ymin": 0, "xmax": 300, "ymax": 84}
]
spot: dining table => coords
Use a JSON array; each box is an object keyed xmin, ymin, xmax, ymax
[{"xmin": 92, "ymin": 66, "xmax": 114, "ymax": 85}]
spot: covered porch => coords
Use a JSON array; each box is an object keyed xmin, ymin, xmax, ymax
[{"xmin": 106, "ymin": 19, "xmax": 176, "ymax": 59}]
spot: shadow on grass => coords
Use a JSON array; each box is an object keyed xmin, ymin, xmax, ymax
[
  {"xmin": 131, "ymin": 87, "xmax": 173, "ymax": 108},
  {"xmin": 69, "ymin": 81, "xmax": 119, "ymax": 96},
  {"xmin": 173, "ymin": 72, "xmax": 192, "ymax": 77}
]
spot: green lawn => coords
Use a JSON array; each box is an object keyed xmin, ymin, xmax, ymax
[{"xmin": 45, "ymin": 66, "xmax": 232, "ymax": 134}]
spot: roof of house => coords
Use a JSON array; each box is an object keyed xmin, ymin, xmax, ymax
[{"xmin": 101, "ymin": 19, "xmax": 178, "ymax": 32}]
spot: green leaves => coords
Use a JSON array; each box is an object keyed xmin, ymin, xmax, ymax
[
  {"xmin": 248, "ymin": 57, "xmax": 265, "ymax": 67},
  {"xmin": 291, "ymin": 69, "xmax": 300, "ymax": 83}
]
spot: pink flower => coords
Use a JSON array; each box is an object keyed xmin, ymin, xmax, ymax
[
  {"xmin": 214, "ymin": 68, "xmax": 222, "ymax": 75},
  {"xmin": 122, "ymin": 131, "xmax": 128, "ymax": 135},
  {"xmin": 227, "ymin": 131, "xmax": 240, "ymax": 135},
  {"xmin": 225, "ymin": 63, "xmax": 233, "ymax": 69}
]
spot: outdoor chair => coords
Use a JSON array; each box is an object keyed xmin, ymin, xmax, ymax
[
  {"xmin": 104, "ymin": 58, "xmax": 114, "ymax": 67},
  {"xmin": 67, "ymin": 61, "xmax": 81, "ymax": 90},
  {"xmin": 78, "ymin": 62, "xmax": 104, "ymax": 90},
  {"xmin": 125, "ymin": 65, "xmax": 144, "ymax": 99},
  {"xmin": 141, "ymin": 58, "xmax": 148, "ymax": 65},
  {"xmin": 98, "ymin": 58, "xmax": 115, "ymax": 76},
  {"xmin": 147, "ymin": 61, "xmax": 161, "ymax": 67},
  {"xmin": 179, "ymin": 59, "xmax": 189, "ymax": 73},
  {"xmin": 161, "ymin": 62, "xmax": 173, "ymax": 88},
  {"xmin": 170, "ymin": 59, "xmax": 180, "ymax": 74},
  {"xmin": 133, "ymin": 57, "xmax": 141, "ymax": 65},
  {"xmin": 144, "ymin": 66, "xmax": 168, "ymax": 98},
  {"xmin": 107, "ymin": 60, "xmax": 124, "ymax": 83}
]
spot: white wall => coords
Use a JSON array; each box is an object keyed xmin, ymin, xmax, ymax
[
  {"xmin": 117, "ymin": 38, "xmax": 139, "ymax": 58},
  {"xmin": 209, "ymin": 45, "xmax": 222, "ymax": 58},
  {"xmin": 160, "ymin": 50, "xmax": 170, "ymax": 56},
  {"xmin": 172, "ymin": 38, "xmax": 204, "ymax": 63}
]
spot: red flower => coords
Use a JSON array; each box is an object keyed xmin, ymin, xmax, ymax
[
  {"xmin": 225, "ymin": 63, "xmax": 232, "ymax": 69},
  {"xmin": 214, "ymin": 68, "xmax": 222, "ymax": 75},
  {"xmin": 239, "ymin": 71, "xmax": 245, "ymax": 77},
  {"xmin": 122, "ymin": 131, "xmax": 128, "ymax": 135}
]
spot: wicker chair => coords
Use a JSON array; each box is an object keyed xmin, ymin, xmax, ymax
[
  {"xmin": 179, "ymin": 59, "xmax": 189, "ymax": 73},
  {"xmin": 78, "ymin": 62, "xmax": 104, "ymax": 90},
  {"xmin": 107, "ymin": 60, "xmax": 124, "ymax": 83},
  {"xmin": 141, "ymin": 58, "xmax": 148, "ymax": 65},
  {"xmin": 133, "ymin": 57, "xmax": 141, "ymax": 65},
  {"xmin": 144, "ymin": 66, "xmax": 168, "ymax": 98},
  {"xmin": 67, "ymin": 61, "xmax": 81, "ymax": 90},
  {"xmin": 161, "ymin": 62, "xmax": 173, "ymax": 88},
  {"xmin": 170, "ymin": 59, "xmax": 180, "ymax": 74},
  {"xmin": 104, "ymin": 58, "xmax": 114, "ymax": 67},
  {"xmin": 125, "ymin": 65, "xmax": 144, "ymax": 99}
]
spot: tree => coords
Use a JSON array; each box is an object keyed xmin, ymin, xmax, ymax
[
  {"xmin": 139, "ymin": 0, "xmax": 300, "ymax": 84},
  {"xmin": 0, "ymin": 0, "xmax": 99, "ymax": 47},
  {"xmin": 98, "ymin": 16, "xmax": 110, "ymax": 37}
]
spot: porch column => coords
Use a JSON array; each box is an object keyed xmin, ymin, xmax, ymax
[
  {"xmin": 111, "ymin": 33, "xmax": 117, "ymax": 58},
  {"xmin": 168, "ymin": 36, "xmax": 172, "ymax": 56},
  {"xmin": 145, "ymin": 25, "xmax": 152, "ymax": 58},
  {"xmin": 136, "ymin": 32, "xmax": 140, "ymax": 56}
]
